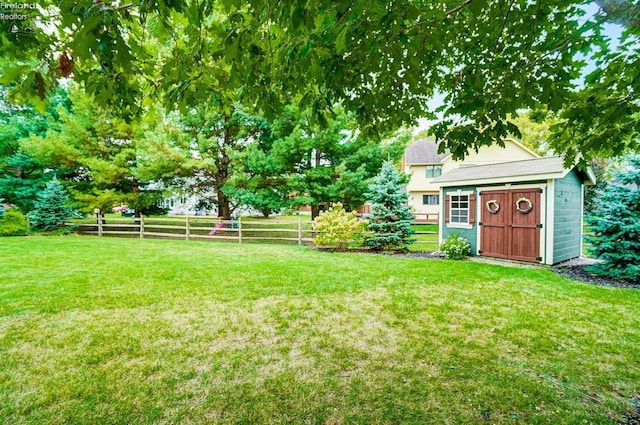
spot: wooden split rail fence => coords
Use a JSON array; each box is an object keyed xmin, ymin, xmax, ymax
[
  {"xmin": 73, "ymin": 215, "xmax": 440, "ymax": 250},
  {"xmin": 74, "ymin": 216, "xmax": 315, "ymax": 245}
]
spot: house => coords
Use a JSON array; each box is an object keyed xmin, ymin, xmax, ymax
[
  {"xmin": 403, "ymin": 138, "xmax": 539, "ymax": 222},
  {"xmin": 431, "ymin": 156, "xmax": 596, "ymax": 265}
]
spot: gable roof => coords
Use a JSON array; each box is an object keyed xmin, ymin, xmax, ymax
[
  {"xmin": 404, "ymin": 137, "xmax": 539, "ymax": 165},
  {"xmin": 404, "ymin": 139, "xmax": 450, "ymax": 165},
  {"xmin": 431, "ymin": 156, "xmax": 596, "ymax": 187}
]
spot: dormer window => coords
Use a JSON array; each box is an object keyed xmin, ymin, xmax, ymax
[{"xmin": 426, "ymin": 165, "xmax": 442, "ymax": 178}]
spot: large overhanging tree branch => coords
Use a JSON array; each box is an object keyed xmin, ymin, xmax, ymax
[{"xmin": 0, "ymin": 0, "xmax": 638, "ymax": 166}]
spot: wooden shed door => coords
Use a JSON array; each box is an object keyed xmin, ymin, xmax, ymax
[{"xmin": 480, "ymin": 188, "xmax": 542, "ymax": 262}]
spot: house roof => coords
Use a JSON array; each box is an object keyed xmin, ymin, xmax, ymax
[
  {"xmin": 431, "ymin": 156, "xmax": 596, "ymax": 187},
  {"xmin": 404, "ymin": 139, "xmax": 450, "ymax": 164},
  {"xmin": 404, "ymin": 137, "xmax": 539, "ymax": 165}
]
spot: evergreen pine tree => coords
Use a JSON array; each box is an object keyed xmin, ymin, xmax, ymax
[
  {"xmin": 585, "ymin": 156, "xmax": 640, "ymax": 282},
  {"xmin": 28, "ymin": 177, "xmax": 75, "ymax": 232},
  {"xmin": 364, "ymin": 161, "xmax": 415, "ymax": 251}
]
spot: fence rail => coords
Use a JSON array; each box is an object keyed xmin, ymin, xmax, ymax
[
  {"xmin": 72, "ymin": 215, "xmax": 440, "ymax": 251},
  {"xmin": 73, "ymin": 216, "xmax": 315, "ymax": 245},
  {"xmin": 413, "ymin": 212, "xmax": 439, "ymax": 223}
]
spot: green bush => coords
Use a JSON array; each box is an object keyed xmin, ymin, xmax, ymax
[
  {"xmin": 439, "ymin": 233, "xmax": 471, "ymax": 260},
  {"xmin": 313, "ymin": 203, "xmax": 368, "ymax": 250},
  {"xmin": 0, "ymin": 209, "xmax": 28, "ymax": 236}
]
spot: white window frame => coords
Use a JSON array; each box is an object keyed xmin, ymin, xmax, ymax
[{"xmin": 446, "ymin": 190, "xmax": 473, "ymax": 229}]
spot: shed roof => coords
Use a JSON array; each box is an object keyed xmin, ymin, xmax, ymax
[
  {"xmin": 431, "ymin": 156, "xmax": 596, "ymax": 187},
  {"xmin": 404, "ymin": 139, "xmax": 450, "ymax": 164}
]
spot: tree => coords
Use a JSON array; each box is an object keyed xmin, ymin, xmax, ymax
[
  {"xmin": 23, "ymin": 88, "xmax": 177, "ymax": 216},
  {"xmin": 179, "ymin": 106, "xmax": 272, "ymax": 219},
  {"xmin": 264, "ymin": 104, "xmax": 409, "ymax": 219},
  {"xmin": 506, "ymin": 110, "xmax": 557, "ymax": 156},
  {"xmin": 2, "ymin": 1, "xmax": 639, "ymax": 167},
  {"xmin": 585, "ymin": 156, "xmax": 640, "ymax": 282},
  {"xmin": 28, "ymin": 177, "xmax": 75, "ymax": 231},
  {"xmin": 0, "ymin": 86, "xmax": 59, "ymax": 212},
  {"xmin": 224, "ymin": 131, "xmax": 291, "ymax": 217},
  {"xmin": 364, "ymin": 161, "xmax": 415, "ymax": 252}
]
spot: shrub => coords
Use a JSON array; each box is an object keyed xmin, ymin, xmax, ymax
[
  {"xmin": 585, "ymin": 156, "xmax": 640, "ymax": 282},
  {"xmin": 0, "ymin": 209, "xmax": 28, "ymax": 236},
  {"xmin": 439, "ymin": 233, "xmax": 471, "ymax": 260},
  {"xmin": 313, "ymin": 203, "xmax": 368, "ymax": 250}
]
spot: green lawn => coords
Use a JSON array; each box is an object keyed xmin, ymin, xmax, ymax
[{"xmin": 1, "ymin": 236, "xmax": 638, "ymax": 424}]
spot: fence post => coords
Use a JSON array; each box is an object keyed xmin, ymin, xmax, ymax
[
  {"xmin": 139, "ymin": 215, "xmax": 144, "ymax": 239},
  {"xmin": 185, "ymin": 216, "xmax": 190, "ymax": 241},
  {"xmin": 298, "ymin": 218, "xmax": 302, "ymax": 245},
  {"xmin": 238, "ymin": 217, "xmax": 242, "ymax": 244},
  {"xmin": 95, "ymin": 208, "xmax": 102, "ymax": 237}
]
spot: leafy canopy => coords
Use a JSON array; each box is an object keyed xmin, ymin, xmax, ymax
[{"xmin": 1, "ymin": 1, "xmax": 639, "ymax": 166}]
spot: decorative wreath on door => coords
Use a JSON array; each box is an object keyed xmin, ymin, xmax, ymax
[
  {"xmin": 485, "ymin": 199, "xmax": 500, "ymax": 214},
  {"xmin": 515, "ymin": 197, "xmax": 533, "ymax": 214}
]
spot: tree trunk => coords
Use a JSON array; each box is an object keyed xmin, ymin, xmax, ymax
[
  {"xmin": 217, "ymin": 188, "xmax": 231, "ymax": 220},
  {"xmin": 311, "ymin": 204, "xmax": 320, "ymax": 220}
]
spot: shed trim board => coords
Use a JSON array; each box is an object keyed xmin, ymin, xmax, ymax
[
  {"xmin": 432, "ymin": 156, "xmax": 596, "ymax": 188},
  {"xmin": 546, "ymin": 179, "xmax": 555, "ymax": 265}
]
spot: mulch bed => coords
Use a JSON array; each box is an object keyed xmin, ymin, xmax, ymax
[{"xmin": 551, "ymin": 264, "xmax": 639, "ymax": 290}]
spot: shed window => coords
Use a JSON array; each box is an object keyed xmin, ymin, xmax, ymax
[
  {"xmin": 423, "ymin": 194, "xmax": 439, "ymax": 205},
  {"xmin": 450, "ymin": 194, "xmax": 469, "ymax": 224},
  {"xmin": 426, "ymin": 165, "xmax": 442, "ymax": 178}
]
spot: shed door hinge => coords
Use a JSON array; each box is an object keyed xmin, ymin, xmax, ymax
[
  {"xmin": 538, "ymin": 189, "xmax": 544, "ymax": 194},
  {"xmin": 478, "ymin": 222, "xmax": 483, "ymax": 226},
  {"xmin": 536, "ymin": 223, "xmax": 543, "ymax": 228},
  {"xmin": 478, "ymin": 250, "xmax": 483, "ymax": 254},
  {"xmin": 536, "ymin": 256, "xmax": 543, "ymax": 261}
]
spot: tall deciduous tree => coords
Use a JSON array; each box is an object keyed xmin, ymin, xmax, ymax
[{"xmin": 2, "ymin": 1, "xmax": 638, "ymax": 166}]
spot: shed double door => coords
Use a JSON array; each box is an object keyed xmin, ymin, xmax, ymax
[{"xmin": 479, "ymin": 188, "xmax": 542, "ymax": 262}]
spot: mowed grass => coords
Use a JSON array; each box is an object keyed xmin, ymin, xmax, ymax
[{"xmin": 1, "ymin": 237, "xmax": 639, "ymax": 424}]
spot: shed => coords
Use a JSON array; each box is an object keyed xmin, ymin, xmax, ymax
[{"xmin": 431, "ymin": 157, "xmax": 596, "ymax": 265}]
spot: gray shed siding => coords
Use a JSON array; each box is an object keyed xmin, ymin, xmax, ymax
[
  {"xmin": 553, "ymin": 171, "xmax": 583, "ymax": 263},
  {"xmin": 442, "ymin": 187, "xmax": 478, "ymax": 253}
]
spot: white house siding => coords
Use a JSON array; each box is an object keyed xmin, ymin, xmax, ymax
[{"xmin": 406, "ymin": 139, "xmax": 539, "ymax": 215}]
